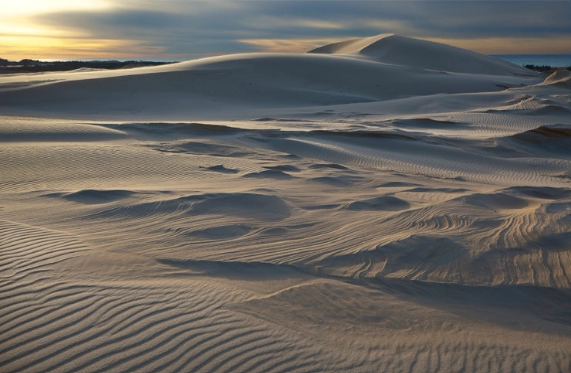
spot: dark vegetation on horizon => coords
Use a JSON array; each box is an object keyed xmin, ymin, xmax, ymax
[
  {"xmin": 524, "ymin": 64, "xmax": 571, "ymax": 73},
  {"xmin": 0, "ymin": 58, "xmax": 175, "ymax": 74}
]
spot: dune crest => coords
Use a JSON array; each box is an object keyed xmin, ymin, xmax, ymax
[{"xmin": 308, "ymin": 34, "xmax": 534, "ymax": 75}]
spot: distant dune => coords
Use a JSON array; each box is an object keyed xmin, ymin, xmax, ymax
[
  {"xmin": 0, "ymin": 35, "xmax": 540, "ymax": 120},
  {"xmin": 1, "ymin": 35, "xmax": 570, "ymax": 373},
  {"xmin": 308, "ymin": 33, "xmax": 532, "ymax": 75}
]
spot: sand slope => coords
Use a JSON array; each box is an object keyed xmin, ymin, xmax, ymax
[
  {"xmin": 1, "ymin": 35, "xmax": 570, "ymax": 372},
  {"xmin": 0, "ymin": 36, "xmax": 539, "ymax": 120},
  {"xmin": 309, "ymin": 34, "xmax": 534, "ymax": 75}
]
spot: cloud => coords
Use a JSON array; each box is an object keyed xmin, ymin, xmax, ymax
[
  {"xmin": 2, "ymin": 0, "xmax": 569, "ymax": 59},
  {"xmin": 428, "ymin": 36, "xmax": 571, "ymax": 54},
  {"xmin": 238, "ymin": 37, "xmax": 345, "ymax": 53},
  {"xmin": 401, "ymin": 1, "xmax": 571, "ymax": 38}
]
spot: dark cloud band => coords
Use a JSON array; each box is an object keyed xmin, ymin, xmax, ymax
[{"xmin": 32, "ymin": 1, "xmax": 571, "ymax": 58}]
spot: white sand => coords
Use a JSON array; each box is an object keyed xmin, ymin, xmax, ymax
[{"xmin": 1, "ymin": 34, "xmax": 570, "ymax": 372}]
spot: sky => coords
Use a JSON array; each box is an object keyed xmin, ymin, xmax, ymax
[{"xmin": 0, "ymin": 0, "xmax": 569, "ymax": 61}]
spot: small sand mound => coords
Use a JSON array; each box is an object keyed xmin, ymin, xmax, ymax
[
  {"xmin": 314, "ymin": 130, "xmax": 414, "ymax": 141},
  {"xmin": 309, "ymin": 163, "xmax": 349, "ymax": 170},
  {"xmin": 376, "ymin": 235, "xmax": 468, "ymax": 267},
  {"xmin": 92, "ymin": 192, "xmax": 292, "ymax": 221},
  {"xmin": 310, "ymin": 176, "xmax": 362, "ymax": 186},
  {"xmin": 406, "ymin": 187, "xmax": 469, "ymax": 194},
  {"xmin": 201, "ymin": 164, "xmax": 240, "ymax": 174},
  {"xmin": 109, "ymin": 122, "xmax": 241, "ymax": 137},
  {"xmin": 188, "ymin": 193, "xmax": 292, "ymax": 221},
  {"xmin": 155, "ymin": 140, "xmax": 246, "ymax": 156},
  {"xmin": 377, "ymin": 182, "xmax": 421, "ymax": 188},
  {"xmin": 346, "ymin": 196, "xmax": 410, "ymax": 211},
  {"xmin": 263, "ymin": 165, "xmax": 301, "ymax": 172},
  {"xmin": 545, "ymin": 201, "xmax": 571, "ymax": 214},
  {"xmin": 508, "ymin": 126, "xmax": 571, "ymax": 149},
  {"xmin": 316, "ymin": 235, "xmax": 467, "ymax": 281},
  {"xmin": 156, "ymin": 259, "xmax": 303, "ymax": 280},
  {"xmin": 504, "ymin": 186, "xmax": 571, "ymax": 200},
  {"xmin": 542, "ymin": 70, "xmax": 571, "ymax": 89},
  {"xmin": 243, "ymin": 170, "xmax": 293, "ymax": 179},
  {"xmin": 460, "ymin": 193, "xmax": 529, "ymax": 210},
  {"xmin": 55, "ymin": 189, "xmax": 134, "ymax": 204},
  {"xmin": 528, "ymin": 126, "xmax": 571, "ymax": 138},
  {"xmin": 393, "ymin": 118, "xmax": 458, "ymax": 128}
]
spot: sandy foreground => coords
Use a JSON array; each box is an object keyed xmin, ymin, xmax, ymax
[{"xmin": 1, "ymin": 34, "xmax": 571, "ymax": 372}]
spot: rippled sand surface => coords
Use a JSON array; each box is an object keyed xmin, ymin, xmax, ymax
[{"xmin": 1, "ymin": 35, "xmax": 571, "ymax": 372}]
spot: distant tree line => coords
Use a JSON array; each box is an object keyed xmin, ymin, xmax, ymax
[
  {"xmin": 524, "ymin": 64, "xmax": 571, "ymax": 72},
  {"xmin": 0, "ymin": 58, "xmax": 174, "ymax": 74},
  {"xmin": 524, "ymin": 64, "xmax": 552, "ymax": 72}
]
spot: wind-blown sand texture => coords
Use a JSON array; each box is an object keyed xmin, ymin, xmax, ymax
[{"xmin": 1, "ymin": 34, "xmax": 571, "ymax": 372}]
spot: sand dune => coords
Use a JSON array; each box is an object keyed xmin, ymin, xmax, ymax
[
  {"xmin": 1, "ymin": 35, "xmax": 570, "ymax": 372},
  {"xmin": 308, "ymin": 34, "xmax": 534, "ymax": 76},
  {"xmin": 0, "ymin": 35, "xmax": 541, "ymax": 120}
]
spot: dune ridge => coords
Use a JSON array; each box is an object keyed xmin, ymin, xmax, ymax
[
  {"xmin": 308, "ymin": 34, "xmax": 533, "ymax": 76},
  {"xmin": 0, "ymin": 36, "xmax": 541, "ymax": 121},
  {"xmin": 1, "ymin": 34, "xmax": 570, "ymax": 372}
]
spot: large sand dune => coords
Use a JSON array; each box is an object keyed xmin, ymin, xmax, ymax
[
  {"xmin": 309, "ymin": 34, "xmax": 534, "ymax": 75},
  {"xmin": 1, "ymin": 35, "xmax": 570, "ymax": 372},
  {"xmin": 0, "ymin": 34, "xmax": 539, "ymax": 120}
]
